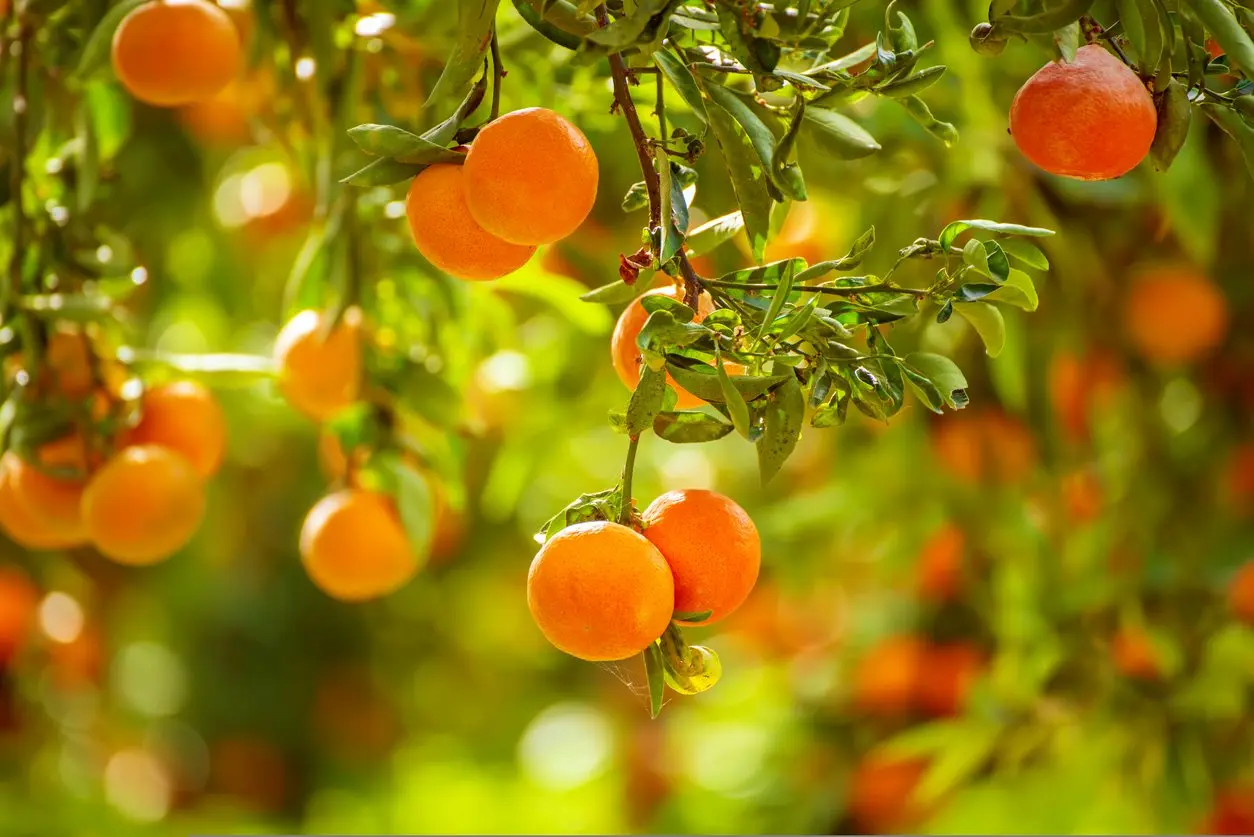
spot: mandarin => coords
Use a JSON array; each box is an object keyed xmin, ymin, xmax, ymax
[
  {"xmin": 273, "ymin": 309, "xmax": 362, "ymax": 422},
  {"xmin": 527, "ymin": 520, "xmax": 674, "ymax": 662},
  {"xmin": 641, "ymin": 489, "xmax": 760, "ymax": 625},
  {"xmin": 1010, "ymin": 44, "xmax": 1156, "ymax": 180},
  {"xmin": 917, "ymin": 522, "xmax": 965, "ymax": 602},
  {"xmin": 111, "ymin": 0, "xmax": 242, "ymax": 107},
  {"xmin": 1229, "ymin": 562, "xmax": 1254, "ymax": 625},
  {"xmin": 125, "ymin": 381, "xmax": 227, "ymax": 479},
  {"xmin": 852, "ymin": 635, "xmax": 924, "ymax": 716},
  {"xmin": 406, "ymin": 163, "xmax": 536, "ymax": 281},
  {"xmin": 918, "ymin": 642, "xmax": 984, "ymax": 717},
  {"xmin": 1122, "ymin": 265, "xmax": 1229, "ymax": 366},
  {"xmin": 81, "ymin": 445, "xmax": 206, "ymax": 565},
  {"xmin": 6, "ymin": 437, "xmax": 92, "ymax": 541},
  {"xmin": 847, "ymin": 753, "xmax": 931, "ymax": 834},
  {"xmin": 1047, "ymin": 348, "xmax": 1125, "ymax": 443},
  {"xmin": 0, "ymin": 566, "xmax": 39, "ymax": 665},
  {"xmin": 462, "ymin": 108, "xmax": 599, "ymax": 246},
  {"xmin": 0, "ymin": 463, "xmax": 88, "ymax": 551},
  {"xmin": 1112, "ymin": 627, "xmax": 1160, "ymax": 680},
  {"xmin": 299, "ymin": 489, "xmax": 418, "ymax": 602}
]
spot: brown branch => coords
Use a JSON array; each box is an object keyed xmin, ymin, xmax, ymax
[{"xmin": 597, "ymin": 5, "xmax": 702, "ymax": 309}]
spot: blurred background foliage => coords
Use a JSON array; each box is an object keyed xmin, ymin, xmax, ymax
[{"xmin": 3, "ymin": 0, "xmax": 1254, "ymax": 834}]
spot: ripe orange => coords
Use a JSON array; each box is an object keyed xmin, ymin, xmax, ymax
[
  {"xmin": 210, "ymin": 736, "xmax": 289, "ymax": 812},
  {"xmin": 848, "ymin": 753, "xmax": 931, "ymax": 834},
  {"xmin": 273, "ymin": 309, "xmax": 362, "ymax": 422},
  {"xmin": 1047, "ymin": 348, "xmax": 1125, "ymax": 443},
  {"xmin": 125, "ymin": 381, "xmax": 227, "ymax": 479},
  {"xmin": 916, "ymin": 523, "xmax": 965, "ymax": 602},
  {"xmin": 1010, "ymin": 44, "xmax": 1156, "ymax": 180},
  {"xmin": 1229, "ymin": 562, "xmax": 1254, "ymax": 625},
  {"xmin": 1123, "ymin": 265, "xmax": 1229, "ymax": 367},
  {"xmin": 526, "ymin": 520, "xmax": 674, "ymax": 661},
  {"xmin": 612, "ymin": 284, "xmax": 736, "ymax": 410},
  {"xmin": 5, "ymin": 437, "xmax": 92, "ymax": 541},
  {"xmin": 852, "ymin": 635, "xmax": 924, "ymax": 716},
  {"xmin": 1112, "ymin": 627, "xmax": 1160, "ymax": 680},
  {"xmin": 930, "ymin": 409, "xmax": 1037, "ymax": 485},
  {"xmin": 0, "ymin": 462, "xmax": 88, "ymax": 551},
  {"xmin": 405, "ymin": 163, "xmax": 536, "ymax": 281},
  {"xmin": 42, "ymin": 330, "xmax": 95, "ymax": 399},
  {"xmin": 641, "ymin": 489, "xmax": 760, "ymax": 625},
  {"xmin": 462, "ymin": 108, "xmax": 599, "ymax": 246},
  {"xmin": 1200, "ymin": 788, "xmax": 1254, "ymax": 836},
  {"xmin": 111, "ymin": 0, "xmax": 243, "ymax": 107},
  {"xmin": 0, "ymin": 566, "xmax": 38, "ymax": 665},
  {"xmin": 1223, "ymin": 444, "xmax": 1254, "ymax": 517},
  {"xmin": 299, "ymin": 489, "xmax": 417, "ymax": 602},
  {"xmin": 81, "ymin": 445, "xmax": 206, "ymax": 566},
  {"xmin": 1061, "ymin": 468, "xmax": 1104, "ymax": 524},
  {"xmin": 917, "ymin": 643, "xmax": 984, "ymax": 717},
  {"xmin": 178, "ymin": 70, "xmax": 272, "ymax": 146}
]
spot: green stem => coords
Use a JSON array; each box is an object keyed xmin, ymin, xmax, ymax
[
  {"xmin": 489, "ymin": 27, "xmax": 505, "ymax": 120},
  {"xmin": 9, "ymin": 23, "xmax": 30, "ymax": 306},
  {"xmin": 619, "ymin": 434, "xmax": 639, "ymax": 525},
  {"xmin": 655, "ymin": 70, "xmax": 667, "ymax": 143},
  {"xmin": 701, "ymin": 279, "xmax": 929, "ymax": 297}
]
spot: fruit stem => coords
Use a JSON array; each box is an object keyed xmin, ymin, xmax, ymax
[
  {"xmin": 619, "ymin": 433, "xmax": 639, "ymax": 525},
  {"xmin": 660, "ymin": 622, "xmax": 696, "ymax": 675},
  {"xmin": 489, "ymin": 27, "xmax": 505, "ymax": 121}
]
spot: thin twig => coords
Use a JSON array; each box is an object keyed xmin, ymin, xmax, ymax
[
  {"xmin": 489, "ymin": 26, "xmax": 505, "ymax": 120},
  {"xmin": 619, "ymin": 434, "xmax": 639, "ymax": 525},
  {"xmin": 700, "ymin": 279, "xmax": 929, "ymax": 298}
]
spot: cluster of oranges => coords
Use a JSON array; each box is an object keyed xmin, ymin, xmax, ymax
[
  {"xmin": 0, "ymin": 330, "xmax": 225, "ymax": 566},
  {"xmin": 527, "ymin": 489, "xmax": 760, "ymax": 665},
  {"xmin": 270, "ymin": 307, "xmax": 461, "ymax": 601},
  {"xmin": 111, "ymin": 0, "xmax": 243, "ymax": 108},
  {"xmin": 406, "ymin": 107, "xmax": 599, "ymax": 281}
]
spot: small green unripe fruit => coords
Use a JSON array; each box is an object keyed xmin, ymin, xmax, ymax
[{"xmin": 969, "ymin": 22, "xmax": 1007, "ymax": 57}]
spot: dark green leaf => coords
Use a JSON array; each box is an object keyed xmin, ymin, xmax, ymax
[
  {"xmin": 899, "ymin": 95, "xmax": 959, "ymax": 146},
  {"xmin": 700, "ymin": 83, "xmax": 774, "ymax": 261},
  {"xmin": 75, "ymin": 0, "xmax": 148, "ymax": 81},
  {"xmin": 581, "ymin": 279, "xmax": 650, "ymax": 305},
  {"xmin": 626, "ymin": 365, "xmax": 669, "ymax": 435},
  {"xmin": 685, "ymin": 211, "xmax": 745, "ymax": 258},
  {"xmin": 426, "ymin": 0, "xmax": 501, "ymax": 106},
  {"xmin": 643, "ymin": 642, "xmax": 666, "ymax": 718},
  {"xmin": 903, "ymin": 352, "xmax": 969, "ymax": 409},
  {"xmin": 1183, "ymin": 0, "xmax": 1254, "ymax": 74},
  {"xmin": 653, "ymin": 411, "xmax": 734, "ymax": 443},
  {"xmin": 717, "ymin": 351, "xmax": 752, "ymax": 439},
  {"xmin": 757, "ymin": 375, "xmax": 804, "ymax": 484},
  {"xmin": 654, "ymin": 50, "xmax": 709, "ymax": 124},
  {"xmin": 802, "ymin": 107, "xmax": 881, "ymax": 158},
  {"xmin": 341, "ymin": 158, "xmax": 426, "ymax": 187},
  {"xmin": 795, "ymin": 227, "xmax": 876, "ymax": 281},
  {"xmin": 667, "ymin": 357, "xmax": 791, "ymax": 402},
  {"xmin": 939, "ymin": 219, "xmax": 1056, "ymax": 249}
]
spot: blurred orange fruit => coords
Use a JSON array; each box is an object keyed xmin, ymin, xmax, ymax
[
  {"xmin": 930, "ymin": 409, "xmax": 1037, "ymax": 485},
  {"xmin": 111, "ymin": 0, "xmax": 242, "ymax": 107},
  {"xmin": 1047, "ymin": 348, "xmax": 1125, "ymax": 443},
  {"xmin": 852, "ymin": 635, "xmax": 924, "ymax": 716},
  {"xmin": 1229, "ymin": 562, "xmax": 1254, "ymax": 625},
  {"xmin": 210, "ymin": 737, "xmax": 288, "ymax": 812},
  {"xmin": 916, "ymin": 523, "xmax": 965, "ymax": 602},
  {"xmin": 125, "ymin": 381, "xmax": 227, "ymax": 479},
  {"xmin": 641, "ymin": 489, "xmax": 760, "ymax": 626},
  {"xmin": 848, "ymin": 753, "xmax": 932, "ymax": 834},
  {"xmin": 48, "ymin": 623, "xmax": 104, "ymax": 689},
  {"xmin": 1112, "ymin": 627, "xmax": 1160, "ymax": 680},
  {"xmin": 463, "ymin": 108, "xmax": 599, "ymax": 246},
  {"xmin": 0, "ymin": 461, "xmax": 89, "ymax": 551},
  {"xmin": 0, "ymin": 566, "xmax": 38, "ymax": 665},
  {"xmin": 299, "ymin": 489, "xmax": 417, "ymax": 601},
  {"xmin": 1199, "ymin": 787, "xmax": 1254, "ymax": 835},
  {"xmin": 1123, "ymin": 265, "xmax": 1229, "ymax": 367},
  {"xmin": 917, "ymin": 642, "xmax": 984, "ymax": 717},
  {"xmin": 1223, "ymin": 444, "xmax": 1254, "ymax": 517},
  {"xmin": 527, "ymin": 520, "xmax": 674, "ymax": 662},
  {"xmin": 177, "ymin": 70, "xmax": 272, "ymax": 146},
  {"xmin": 1061, "ymin": 468, "xmax": 1104, "ymax": 524},
  {"xmin": 5, "ymin": 437, "xmax": 93, "ymax": 542},
  {"xmin": 406, "ymin": 163, "xmax": 536, "ymax": 281},
  {"xmin": 42, "ymin": 330, "xmax": 95, "ymax": 399},
  {"xmin": 312, "ymin": 665, "xmax": 401, "ymax": 762},
  {"xmin": 1010, "ymin": 45, "xmax": 1156, "ymax": 181},
  {"xmin": 273, "ymin": 308, "xmax": 362, "ymax": 422},
  {"xmin": 82, "ymin": 445, "xmax": 206, "ymax": 565}
]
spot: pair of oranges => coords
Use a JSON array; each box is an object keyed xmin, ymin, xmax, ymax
[
  {"xmin": 526, "ymin": 489, "xmax": 761, "ymax": 662},
  {"xmin": 0, "ymin": 371, "xmax": 225, "ymax": 566},
  {"xmin": 406, "ymin": 107, "xmax": 600, "ymax": 281}
]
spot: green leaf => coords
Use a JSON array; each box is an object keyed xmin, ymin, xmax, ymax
[
  {"xmin": 903, "ymin": 352, "xmax": 969, "ymax": 409},
  {"xmin": 939, "ymin": 219, "xmax": 1055, "ymax": 250},
  {"xmin": 987, "ymin": 269, "xmax": 1039, "ymax": 311},
  {"xmin": 74, "ymin": 0, "xmax": 148, "ymax": 81},
  {"xmin": 673, "ymin": 609, "xmax": 713, "ymax": 622},
  {"xmin": 802, "ymin": 107, "xmax": 881, "ymax": 159},
  {"xmin": 757, "ymin": 374, "xmax": 803, "ymax": 484},
  {"xmin": 1199, "ymin": 102, "xmax": 1254, "ymax": 180},
  {"xmin": 511, "ymin": 0, "xmax": 585, "ymax": 49},
  {"xmin": 386, "ymin": 454, "xmax": 436, "ymax": 560},
  {"xmin": 348, "ymin": 124, "xmax": 462, "ymax": 163},
  {"xmin": 393, "ymin": 362, "xmax": 463, "ymax": 429},
  {"xmin": 899, "ymin": 95, "xmax": 959, "ymax": 146},
  {"xmin": 1183, "ymin": 0, "xmax": 1254, "ymax": 75},
  {"xmin": 84, "ymin": 81, "xmax": 131, "ymax": 162},
  {"xmin": 955, "ymin": 301, "xmax": 1006, "ymax": 357},
  {"xmin": 915, "ymin": 721, "xmax": 1001, "ymax": 804},
  {"xmin": 983, "ymin": 241, "xmax": 1011, "ymax": 283},
  {"xmin": 587, "ymin": 0, "xmax": 679, "ymax": 49},
  {"xmin": 426, "ymin": 0, "xmax": 501, "ymax": 106},
  {"xmin": 795, "ymin": 227, "xmax": 876, "ymax": 281},
  {"xmin": 881, "ymin": 719, "xmax": 977, "ymax": 758},
  {"xmin": 341, "ymin": 158, "xmax": 426, "ymax": 187},
  {"xmin": 658, "ymin": 154, "xmax": 688, "ymax": 263},
  {"xmin": 874, "ymin": 64, "xmax": 947, "ymax": 97},
  {"xmin": 666, "ymin": 357, "xmax": 791, "ymax": 402},
  {"xmin": 755, "ymin": 261, "xmax": 797, "ymax": 343},
  {"xmin": 700, "ymin": 83, "xmax": 774, "ymax": 261},
  {"xmin": 717, "ymin": 351, "xmax": 752, "ymax": 439},
  {"xmin": 701, "ymin": 82, "xmax": 790, "ymax": 197},
  {"xmin": 771, "ymin": 95, "xmax": 808, "ymax": 201},
  {"xmin": 626, "ymin": 365, "xmax": 668, "ymax": 435},
  {"xmin": 654, "ymin": 50, "xmax": 709, "ymax": 124},
  {"xmin": 991, "ymin": 0, "xmax": 1095, "ymax": 35},
  {"xmin": 641, "ymin": 294, "xmax": 695, "ymax": 321},
  {"xmin": 653, "ymin": 411, "xmax": 734, "ymax": 443},
  {"xmin": 1151, "ymin": 80, "xmax": 1192, "ymax": 173},
  {"xmin": 684, "ymin": 211, "xmax": 745, "ymax": 258},
  {"xmin": 580, "ymin": 278, "xmax": 650, "ymax": 304},
  {"xmin": 643, "ymin": 642, "xmax": 666, "ymax": 718},
  {"xmin": 999, "ymin": 238, "xmax": 1049, "ymax": 271}
]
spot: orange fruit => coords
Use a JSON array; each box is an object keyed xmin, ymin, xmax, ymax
[
  {"xmin": 299, "ymin": 489, "xmax": 417, "ymax": 602},
  {"xmin": 852, "ymin": 635, "xmax": 924, "ymax": 716},
  {"xmin": 177, "ymin": 70, "xmax": 272, "ymax": 146},
  {"xmin": 125, "ymin": 381, "xmax": 227, "ymax": 479},
  {"xmin": 1061, "ymin": 468, "xmax": 1104, "ymax": 524},
  {"xmin": 930, "ymin": 409, "xmax": 1037, "ymax": 485},
  {"xmin": 641, "ymin": 489, "xmax": 759, "ymax": 626},
  {"xmin": 210, "ymin": 737, "xmax": 288, "ymax": 812},
  {"xmin": 611, "ymin": 284, "xmax": 738, "ymax": 410},
  {"xmin": 1047, "ymin": 348, "xmax": 1125, "ymax": 443},
  {"xmin": 462, "ymin": 108, "xmax": 599, "ymax": 246},
  {"xmin": 1224, "ymin": 444, "xmax": 1254, "ymax": 517},
  {"xmin": 526, "ymin": 520, "xmax": 674, "ymax": 661},
  {"xmin": 1200, "ymin": 788, "xmax": 1254, "ymax": 836},
  {"xmin": 1123, "ymin": 265, "xmax": 1229, "ymax": 367},
  {"xmin": 48, "ymin": 624, "xmax": 104, "ymax": 689},
  {"xmin": 848, "ymin": 753, "xmax": 931, "ymax": 834},
  {"xmin": 273, "ymin": 309, "xmax": 362, "ymax": 422},
  {"xmin": 81, "ymin": 445, "xmax": 206, "ymax": 566},
  {"xmin": 1207, "ymin": 38, "xmax": 1226, "ymax": 60},
  {"xmin": 5, "ymin": 437, "xmax": 93, "ymax": 541},
  {"xmin": 405, "ymin": 163, "xmax": 536, "ymax": 281},
  {"xmin": 917, "ymin": 523, "xmax": 965, "ymax": 602},
  {"xmin": 0, "ymin": 462, "xmax": 88, "ymax": 551},
  {"xmin": 917, "ymin": 642, "xmax": 984, "ymax": 717},
  {"xmin": 111, "ymin": 0, "xmax": 242, "ymax": 107},
  {"xmin": 0, "ymin": 566, "xmax": 38, "ymax": 665},
  {"xmin": 1010, "ymin": 44, "xmax": 1156, "ymax": 180},
  {"xmin": 1229, "ymin": 562, "xmax": 1254, "ymax": 625},
  {"xmin": 1112, "ymin": 627, "xmax": 1160, "ymax": 680},
  {"xmin": 42, "ymin": 330, "xmax": 95, "ymax": 399}
]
